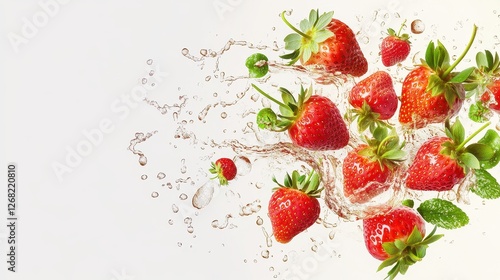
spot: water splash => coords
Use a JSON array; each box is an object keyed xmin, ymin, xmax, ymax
[{"xmin": 128, "ymin": 131, "xmax": 158, "ymax": 166}]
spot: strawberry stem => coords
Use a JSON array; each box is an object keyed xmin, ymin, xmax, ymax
[
  {"xmin": 456, "ymin": 121, "xmax": 491, "ymax": 151},
  {"xmin": 252, "ymin": 84, "xmax": 288, "ymax": 108},
  {"xmin": 396, "ymin": 19, "xmax": 407, "ymax": 36},
  {"xmin": 442, "ymin": 25, "xmax": 478, "ymax": 78},
  {"xmin": 281, "ymin": 11, "xmax": 312, "ymax": 40}
]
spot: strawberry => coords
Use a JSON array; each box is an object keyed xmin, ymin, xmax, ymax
[
  {"xmin": 209, "ymin": 158, "xmax": 237, "ymax": 185},
  {"xmin": 380, "ymin": 21, "xmax": 411, "ymax": 67},
  {"xmin": 398, "ymin": 25, "xmax": 478, "ymax": 129},
  {"xmin": 348, "ymin": 71, "xmax": 399, "ymax": 131},
  {"xmin": 343, "ymin": 126, "xmax": 406, "ymax": 203},
  {"xmin": 280, "ymin": 9, "xmax": 368, "ymax": 77},
  {"xmin": 406, "ymin": 118, "xmax": 494, "ymax": 191},
  {"xmin": 467, "ymin": 50, "xmax": 500, "ymax": 122},
  {"xmin": 363, "ymin": 205, "xmax": 443, "ymax": 279},
  {"xmin": 268, "ymin": 170, "xmax": 322, "ymax": 243},
  {"xmin": 253, "ymin": 84, "xmax": 349, "ymax": 151}
]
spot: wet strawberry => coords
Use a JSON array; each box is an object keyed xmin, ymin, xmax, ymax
[
  {"xmin": 398, "ymin": 26, "xmax": 477, "ymax": 129},
  {"xmin": 280, "ymin": 9, "xmax": 367, "ymax": 77},
  {"xmin": 209, "ymin": 158, "xmax": 237, "ymax": 185},
  {"xmin": 380, "ymin": 21, "xmax": 411, "ymax": 67},
  {"xmin": 343, "ymin": 126, "xmax": 405, "ymax": 203},
  {"xmin": 406, "ymin": 118, "xmax": 494, "ymax": 191},
  {"xmin": 348, "ymin": 71, "xmax": 398, "ymax": 131},
  {"xmin": 268, "ymin": 170, "xmax": 322, "ymax": 243},
  {"xmin": 363, "ymin": 205, "xmax": 442, "ymax": 279},
  {"xmin": 253, "ymin": 84, "xmax": 349, "ymax": 151}
]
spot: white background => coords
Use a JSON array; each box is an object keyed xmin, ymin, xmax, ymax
[{"xmin": 2, "ymin": 0, "xmax": 500, "ymax": 279}]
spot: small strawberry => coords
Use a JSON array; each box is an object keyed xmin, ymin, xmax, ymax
[
  {"xmin": 380, "ymin": 21, "xmax": 411, "ymax": 67},
  {"xmin": 209, "ymin": 158, "xmax": 237, "ymax": 186},
  {"xmin": 406, "ymin": 118, "xmax": 494, "ymax": 191},
  {"xmin": 398, "ymin": 25, "xmax": 477, "ymax": 129},
  {"xmin": 467, "ymin": 50, "xmax": 500, "ymax": 122},
  {"xmin": 268, "ymin": 169, "xmax": 322, "ymax": 243},
  {"xmin": 348, "ymin": 71, "xmax": 399, "ymax": 131},
  {"xmin": 280, "ymin": 9, "xmax": 368, "ymax": 77},
  {"xmin": 253, "ymin": 84, "xmax": 349, "ymax": 151},
  {"xmin": 343, "ymin": 126, "xmax": 406, "ymax": 203},
  {"xmin": 363, "ymin": 205, "xmax": 443, "ymax": 279}
]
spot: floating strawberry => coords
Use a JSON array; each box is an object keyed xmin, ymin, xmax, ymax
[
  {"xmin": 398, "ymin": 25, "xmax": 477, "ymax": 129},
  {"xmin": 348, "ymin": 71, "xmax": 399, "ymax": 131},
  {"xmin": 406, "ymin": 118, "xmax": 493, "ymax": 191},
  {"xmin": 343, "ymin": 126, "xmax": 406, "ymax": 203},
  {"xmin": 363, "ymin": 205, "xmax": 443, "ymax": 279},
  {"xmin": 209, "ymin": 157, "xmax": 237, "ymax": 186},
  {"xmin": 268, "ymin": 169, "xmax": 322, "ymax": 243},
  {"xmin": 253, "ymin": 84, "xmax": 349, "ymax": 151},
  {"xmin": 280, "ymin": 9, "xmax": 368, "ymax": 77},
  {"xmin": 467, "ymin": 50, "xmax": 500, "ymax": 122},
  {"xmin": 380, "ymin": 20, "xmax": 411, "ymax": 67}
]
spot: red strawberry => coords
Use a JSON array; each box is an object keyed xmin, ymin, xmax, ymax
[
  {"xmin": 268, "ymin": 170, "xmax": 322, "ymax": 243},
  {"xmin": 209, "ymin": 158, "xmax": 237, "ymax": 185},
  {"xmin": 406, "ymin": 118, "xmax": 493, "ymax": 191},
  {"xmin": 343, "ymin": 127, "xmax": 406, "ymax": 203},
  {"xmin": 467, "ymin": 50, "xmax": 500, "ymax": 121},
  {"xmin": 280, "ymin": 9, "xmax": 368, "ymax": 77},
  {"xmin": 380, "ymin": 21, "xmax": 411, "ymax": 67},
  {"xmin": 348, "ymin": 71, "xmax": 398, "ymax": 131},
  {"xmin": 398, "ymin": 26, "xmax": 478, "ymax": 129},
  {"xmin": 363, "ymin": 205, "xmax": 442, "ymax": 279},
  {"xmin": 481, "ymin": 78, "xmax": 500, "ymax": 113},
  {"xmin": 253, "ymin": 84, "xmax": 349, "ymax": 151}
]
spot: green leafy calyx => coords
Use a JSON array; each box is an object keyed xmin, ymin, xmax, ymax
[
  {"xmin": 421, "ymin": 25, "xmax": 477, "ymax": 108},
  {"xmin": 253, "ymin": 83, "xmax": 312, "ymax": 132},
  {"xmin": 387, "ymin": 20, "xmax": 410, "ymax": 43},
  {"xmin": 272, "ymin": 169, "xmax": 323, "ymax": 198},
  {"xmin": 378, "ymin": 226, "xmax": 443, "ymax": 280},
  {"xmin": 440, "ymin": 118, "xmax": 493, "ymax": 172},
  {"xmin": 280, "ymin": 9, "xmax": 334, "ymax": 65},
  {"xmin": 358, "ymin": 126, "xmax": 406, "ymax": 171}
]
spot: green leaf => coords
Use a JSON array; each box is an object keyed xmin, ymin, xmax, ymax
[
  {"xmin": 450, "ymin": 118, "xmax": 465, "ymax": 144},
  {"xmin": 471, "ymin": 169, "xmax": 500, "ymax": 199},
  {"xmin": 458, "ymin": 152, "xmax": 480, "ymax": 169},
  {"xmin": 315, "ymin": 30, "xmax": 334, "ymax": 43},
  {"xmin": 465, "ymin": 143, "xmax": 494, "ymax": 161},
  {"xmin": 450, "ymin": 67, "xmax": 475, "ymax": 83},
  {"xmin": 382, "ymin": 242, "xmax": 401, "ymax": 256},
  {"xmin": 477, "ymin": 129, "xmax": 500, "ymax": 169},
  {"xmin": 284, "ymin": 33, "xmax": 302, "ymax": 50},
  {"xmin": 316, "ymin": 11, "xmax": 334, "ymax": 30},
  {"xmin": 417, "ymin": 198, "xmax": 469, "ymax": 229},
  {"xmin": 425, "ymin": 41, "xmax": 435, "ymax": 69},
  {"xmin": 476, "ymin": 51, "xmax": 488, "ymax": 68},
  {"xmin": 468, "ymin": 101, "xmax": 491, "ymax": 123}
]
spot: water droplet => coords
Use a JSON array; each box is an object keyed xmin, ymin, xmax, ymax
[
  {"xmin": 411, "ymin": 19, "xmax": 425, "ymax": 34},
  {"xmin": 139, "ymin": 155, "xmax": 148, "ymax": 166},
  {"xmin": 149, "ymin": 70, "xmax": 155, "ymax": 76},
  {"xmin": 233, "ymin": 155, "xmax": 252, "ymax": 176},
  {"xmin": 184, "ymin": 217, "xmax": 192, "ymax": 225},
  {"xmin": 141, "ymin": 78, "xmax": 148, "ymax": 84},
  {"xmin": 282, "ymin": 255, "xmax": 288, "ymax": 262},
  {"xmin": 168, "ymin": 219, "xmax": 174, "ymax": 225},
  {"xmin": 205, "ymin": 76, "xmax": 212, "ymax": 81},
  {"xmin": 146, "ymin": 59, "xmax": 153, "ymax": 65},
  {"xmin": 220, "ymin": 112, "xmax": 227, "ymax": 119},
  {"xmin": 157, "ymin": 172, "xmax": 166, "ymax": 179},
  {"xmin": 172, "ymin": 204, "xmax": 179, "ymax": 213},
  {"xmin": 177, "ymin": 242, "xmax": 182, "ymax": 247},
  {"xmin": 179, "ymin": 193, "xmax": 188, "ymax": 200},
  {"xmin": 192, "ymin": 180, "xmax": 216, "ymax": 209},
  {"xmin": 141, "ymin": 174, "xmax": 148, "ymax": 180},
  {"xmin": 187, "ymin": 226, "xmax": 194, "ymax": 234},
  {"xmin": 311, "ymin": 245, "xmax": 318, "ymax": 252},
  {"xmin": 181, "ymin": 48, "xmax": 189, "ymax": 56},
  {"xmin": 329, "ymin": 231, "xmax": 336, "ymax": 240},
  {"xmin": 261, "ymin": 250, "xmax": 270, "ymax": 259},
  {"xmin": 200, "ymin": 49, "xmax": 208, "ymax": 56},
  {"xmin": 151, "ymin": 191, "xmax": 159, "ymax": 198},
  {"xmin": 256, "ymin": 216, "xmax": 263, "ymax": 226},
  {"xmin": 269, "ymin": 266, "xmax": 274, "ymax": 271}
]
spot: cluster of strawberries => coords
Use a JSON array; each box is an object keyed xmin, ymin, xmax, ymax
[{"xmin": 238, "ymin": 9, "xmax": 500, "ymax": 279}]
